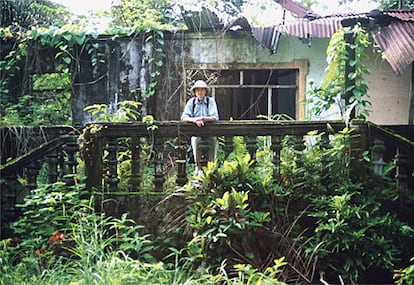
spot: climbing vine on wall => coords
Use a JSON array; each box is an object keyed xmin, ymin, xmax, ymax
[
  {"xmin": 144, "ymin": 29, "xmax": 165, "ymax": 98},
  {"xmin": 0, "ymin": 24, "xmax": 166, "ymax": 126},
  {"xmin": 306, "ymin": 24, "xmax": 372, "ymax": 123}
]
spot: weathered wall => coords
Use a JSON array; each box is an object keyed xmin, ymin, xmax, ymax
[
  {"xmin": 365, "ymin": 48, "xmax": 412, "ymax": 125},
  {"xmin": 70, "ymin": 30, "xmax": 411, "ymax": 125}
]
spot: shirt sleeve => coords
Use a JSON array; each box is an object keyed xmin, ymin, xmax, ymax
[
  {"xmin": 208, "ymin": 98, "xmax": 219, "ymax": 121},
  {"xmin": 181, "ymin": 98, "xmax": 193, "ymax": 120}
]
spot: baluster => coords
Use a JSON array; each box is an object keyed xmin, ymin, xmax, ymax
[
  {"xmin": 83, "ymin": 132, "xmax": 104, "ymax": 195},
  {"xmin": 130, "ymin": 137, "xmax": 142, "ymax": 191},
  {"xmin": 245, "ymin": 136, "xmax": 257, "ymax": 162},
  {"xmin": 271, "ymin": 135, "xmax": 282, "ymax": 180},
  {"xmin": 1, "ymin": 172, "xmax": 21, "ymax": 238},
  {"xmin": 45, "ymin": 148, "xmax": 59, "ymax": 184},
  {"xmin": 63, "ymin": 137, "xmax": 79, "ymax": 185},
  {"xmin": 371, "ymin": 139, "xmax": 386, "ymax": 175},
  {"xmin": 26, "ymin": 161, "xmax": 41, "ymax": 192},
  {"xmin": 293, "ymin": 134, "xmax": 305, "ymax": 168},
  {"xmin": 105, "ymin": 137, "xmax": 119, "ymax": 193},
  {"xmin": 176, "ymin": 137, "xmax": 188, "ymax": 186},
  {"xmin": 153, "ymin": 136, "xmax": 165, "ymax": 191},
  {"xmin": 320, "ymin": 132, "xmax": 330, "ymax": 181},
  {"xmin": 395, "ymin": 148, "xmax": 408, "ymax": 194}
]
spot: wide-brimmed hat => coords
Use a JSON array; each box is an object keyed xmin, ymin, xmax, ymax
[{"xmin": 190, "ymin": 80, "xmax": 209, "ymax": 94}]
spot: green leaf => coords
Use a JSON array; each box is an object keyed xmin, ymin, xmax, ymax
[{"xmin": 63, "ymin": 56, "xmax": 71, "ymax": 64}]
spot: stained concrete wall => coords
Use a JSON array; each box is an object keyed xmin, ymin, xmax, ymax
[{"xmin": 70, "ymin": 30, "xmax": 411, "ymax": 125}]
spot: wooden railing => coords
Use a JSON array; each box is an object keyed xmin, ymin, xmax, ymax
[
  {"xmin": 0, "ymin": 126, "xmax": 79, "ymax": 238},
  {"xmin": 366, "ymin": 122, "xmax": 414, "ymax": 193},
  {"xmin": 82, "ymin": 120, "xmax": 349, "ymax": 192}
]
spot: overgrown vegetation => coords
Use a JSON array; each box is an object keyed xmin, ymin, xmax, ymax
[
  {"xmin": 2, "ymin": 129, "xmax": 413, "ymax": 284},
  {"xmin": 161, "ymin": 132, "xmax": 413, "ymax": 284},
  {"xmin": 1, "ymin": 0, "xmax": 413, "ymax": 283},
  {"xmin": 306, "ymin": 24, "xmax": 372, "ymax": 122},
  {"xmin": 1, "ymin": 177, "xmax": 287, "ymax": 284}
]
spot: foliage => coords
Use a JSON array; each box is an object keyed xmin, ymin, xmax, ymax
[
  {"xmin": 110, "ymin": 0, "xmax": 181, "ymax": 30},
  {"xmin": 281, "ymin": 127, "xmax": 413, "ymax": 284},
  {"xmin": 166, "ymin": 128, "xmax": 413, "ymax": 284},
  {"xmin": 164, "ymin": 136, "xmax": 316, "ymax": 283},
  {"xmin": 1, "ymin": 178, "xmax": 287, "ymax": 284},
  {"xmin": 375, "ymin": 0, "xmax": 414, "ymax": 10},
  {"xmin": 395, "ymin": 257, "xmax": 414, "ymax": 285},
  {"xmin": 84, "ymin": 100, "xmax": 142, "ymax": 122},
  {"xmin": 306, "ymin": 24, "xmax": 371, "ymax": 122},
  {"xmin": 1, "ymin": 25, "xmax": 165, "ymax": 126},
  {"xmin": 10, "ymin": 181, "xmax": 89, "ymax": 248},
  {"xmin": 1, "ymin": 74, "xmax": 71, "ymax": 126},
  {"xmin": 0, "ymin": 25, "xmax": 105, "ymax": 125},
  {"xmin": 0, "ymin": 0, "xmax": 72, "ymax": 29}
]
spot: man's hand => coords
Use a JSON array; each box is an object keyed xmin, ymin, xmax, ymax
[{"xmin": 193, "ymin": 117, "xmax": 205, "ymax": 127}]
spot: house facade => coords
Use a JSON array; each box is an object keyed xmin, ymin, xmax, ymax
[{"xmin": 68, "ymin": 9, "xmax": 413, "ymax": 126}]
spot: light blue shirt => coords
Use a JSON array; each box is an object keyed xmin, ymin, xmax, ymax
[{"xmin": 181, "ymin": 97, "xmax": 219, "ymax": 121}]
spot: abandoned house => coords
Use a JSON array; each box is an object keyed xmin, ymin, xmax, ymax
[
  {"xmin": 1, "ymin": 3, "xmax": 413, "ymax": 238},
  {"xmin": 64, "ymin": 7, "xmax": 414, "ymax": 126}
]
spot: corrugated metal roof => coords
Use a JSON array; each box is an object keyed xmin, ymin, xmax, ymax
[
  {"xmin": 273, "ymin": 0, "xmax": 314, "ymax": 18},
  {"xmin": 268, "ymin": 10, "xmax": 414, "ymax": 76},
  {"xmin": 384, "ymin": 10, "xmax": 414, "ymax": 21},
  {"xmin": 181, "ymin": 6, "xmax": 413, "ymax": 76},
  {"xmin": 372, "ymin": 20, "xmax": 414, "ymax": 76},
  {"xmin": 182, "ymin": 7, "xmax": 224, "ymax": 31},
  {"xmin": 251, "ymin": 27, "xmax": 281, "ymax": 53}
]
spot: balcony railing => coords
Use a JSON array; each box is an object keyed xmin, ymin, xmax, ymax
[
  {"xmin": 82, "ymin": 120, "xmax": 353, "ymax": 192},
  {"xmin": 1, "ymin": 121, "xmax": 413, "ymax": 239}
]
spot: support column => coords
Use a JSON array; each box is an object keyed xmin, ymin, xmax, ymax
[{"xmin": 271, "ymin": 135, "xmax": 282, "ymax": 180}]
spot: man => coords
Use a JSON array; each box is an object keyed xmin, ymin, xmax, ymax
[{"xmin": 181, "ymin": 80, "xmax": 219, "ymax": 176}]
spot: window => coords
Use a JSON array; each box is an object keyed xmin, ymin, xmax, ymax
[{"xmin": 184, "ymin": 61, "xmax": 308, "ymax": 120}]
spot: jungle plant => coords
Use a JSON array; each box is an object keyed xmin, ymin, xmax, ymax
[
  {"xmin": 173, "ymin": 127, "xmax": 413, "ymax": 284},
  {"xmin": 306, "ymin": 24, "xmax": 372, "ymax": 122},
  {"xmin": 278, "ymin": 126, "xmax": 413, "ymax": 284},
  {"xmin": 84, "ymin": 100, "xmax": 142, "ymax": 122},
  {"xmin": 11, "ymin": 181, "xmax": 89, "ymax": 249},
  {"xmin": 164, "ymin": 136, "xmax": 318, "ymax": 283},
  {"xmin": 395, "ymin": 257, "xmax": 414, "ymax": 285}
]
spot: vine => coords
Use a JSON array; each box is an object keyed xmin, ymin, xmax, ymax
[
  {"xmin": 1, "ymin": 25, "xmax": 165, "ymax": 126},
  {"xmin": 144, "ymin": 29, "xmax": 165, "ymax": 98},
  {"xmin": 306, "ymin": 24, "xmax": 372, "ymax": 123}
]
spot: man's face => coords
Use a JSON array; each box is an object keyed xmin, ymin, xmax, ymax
[{"xmin": 194, "ymin": 88, "xmax": 206, "ymax": 100}]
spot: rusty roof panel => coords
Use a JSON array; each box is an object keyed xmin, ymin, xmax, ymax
[
  {"xmin": 372, "ymin": 21, "xmax": 414, "ymax": 76},
  {"xmin": 384, "ymin": 10, "xmax": 414, "ymax": 21},
  {"xmin": 274, "ymin": 14, "xmax": 368, "ymax": 38},
  {"xmin": 269, "ymin": 10, "xmax": 414, "ymax": 75},
  {"xmin": 273, "ymin": 0, "xmax": 313, "ymax": 18},
  {"xmin": 182, "ymin": 8, "xmax": 224, "ymax": 31},
  {"xmin": 252, "ymin": 27, "xmax": 281, "ymax": 53}
]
